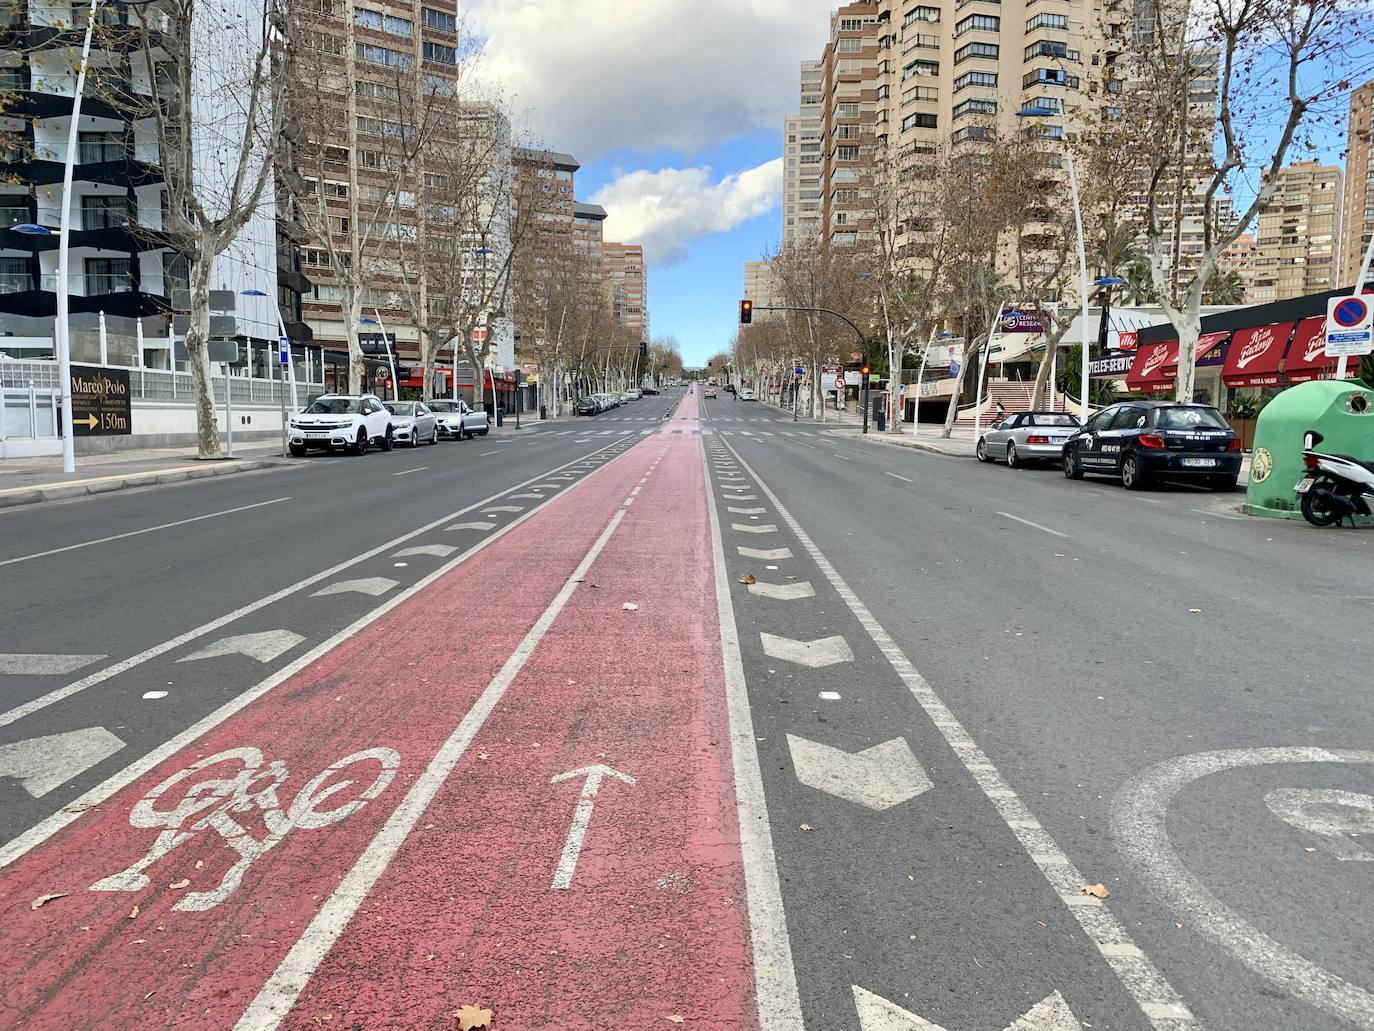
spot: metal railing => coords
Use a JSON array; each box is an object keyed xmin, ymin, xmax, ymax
[{"xmin": 2, "ymin": 359, "xmax": 324, "ymax": 409}]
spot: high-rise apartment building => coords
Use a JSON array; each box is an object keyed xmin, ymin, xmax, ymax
[
  {"xmin": 1338, "ymin": 79, "xmax": 1374, "ymax": 289},
  {"xmin": 1249, "ymin": 161, "xmax": 1343, "ymax": 303},
  {"xmin": 572, "ymin": 202, "xmax": 608, "ymax": 262},
  {"xmin": 602, "ymin": 242, "xmax": 648, "ymax": 340},
  {"xmin": 743, "ymin": 259, "xmax": 783, "ymax": 315},
  {"xmin": 782, "ymin": 60, "xmax": 825, "ymax": 245}
]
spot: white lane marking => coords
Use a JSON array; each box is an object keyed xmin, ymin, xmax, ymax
[
  {"xmin": 722, "ymin": 438, "xmax": 1197, "ymax": 1029},
  {"xmin": 482, "ymin": 505, "xmax": 525, "ymax": 514},
  {"xmin": 700, "ymin": 437, "xmax": 805, "ymax": 1031},
  {"xmin": 792, "ymin": 441, "xmax": 817, "ymax": 450},
  {"xmin": 997, "ymin": 511, "xmax": 1070, "ymax": 539},
  {"xmin": 884, "ymin": 471, "xmax": 913, "ymax": 484},
  {"xmin": 759, "ymin": 632, "xmax": 853, "ymax": 669},
  {"xmin": 234, "ymin": 510, "xmax": 628, "ymax": 1030},
  {"xmin": 0, "ymin": 498, "xmax": 290, "ymax": 569},
  {"xmin": 834, "ymin": 454, "xmax": 849, "ymax": 460},
  {"xmin": 549, "ymin": 763, "xmax": 636, "ymax": 890},
  {"xmin": 445, "ymin": 521, "xmax": 497, "ymax": 532},
  {"xmin": 177, "ymin": 630, "xmax": 306, "ymax": 665},
  {"xmin": 733, "ymin": 523, "xmax": 778, "ymax": 534},
  {"xmin": 728, "ymin": 506, "xmax": 766, "ymax": 515},
  {"xmin": 738, "ymin": 546, "xmax": 792, "ymax": 561},
  {"xmin": 508, "ymin": 493, "xmax": 546, "ymax": 500},
  {"xmin": 0, "ymin": 727, "xmax": 126, "ymax": 798},
  {"xmin": 393, "ymin": 545, "xmax": 456, "ymax": 559},
  {"xmin": 747, "ymin": 580, "xmax": 816, "ymax": 601},
  {"xmin": 391, "ymin": 467, "xmax": 427, "ymax": 477},
  {"xmin": 310, "ymin": 577, "xmax": 398, "ymax": 599},
  {"xmin": 142, "ymin": 690, "xmax": 167, "ymax": 700},
  {"xmin": 818, "ymin": 691, "xmax": 841, "ymax": 701},
  {"xmin": 787, "ymin": 734, "xmax": 932, "ymax": 812},
  {"xmin": 1112, "ymin": 748, "xmax": 1374, "ymax": 1027},
  {"xmin": 853, "ymin": 987, "xmax": 1083, "ymax": 1030},
  {"xmin": 0, "ymin": 441, "xmax": 628, "ymax": 734},
  {"xmin": 0, "ymin": 654, "xmax": 106, "ymax": 676}
]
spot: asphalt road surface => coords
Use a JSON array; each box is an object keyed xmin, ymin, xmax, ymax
[{"xmin": 2, "ymin": 385, "xmax": 1370, "ymax": 1031}]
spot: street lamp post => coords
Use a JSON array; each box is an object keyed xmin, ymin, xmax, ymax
[
  {"xmin": 358, "ymin": 314, "xmax": 398, "ymax": 400},
  {"xmin": 1017, "ymin": 105, "xmax": 1091, "ymax": 423},
  {"xmin": 241, "ymin": 288, "xmax": 292, "ymax": 457}
]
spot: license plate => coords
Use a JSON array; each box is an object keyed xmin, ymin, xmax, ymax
[
  {"xmin": 1181, "ymin": 457, "xmax": 1215, "ymax": 468},
  {"xmin": 1049, "ymin": 437, "xmax": 1067, "ymax": 445},
  {"xmin": 1294, "ymin": 477, "xmax": 1313, "ymax": 493},
  {"xmin": 305, "ymin": 431, "xmax": 329, "ymax": 439}
]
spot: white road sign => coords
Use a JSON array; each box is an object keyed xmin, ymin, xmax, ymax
[{"xmin": 1325, "ymin": 296, "xmax": 1372, "ymax": 357}]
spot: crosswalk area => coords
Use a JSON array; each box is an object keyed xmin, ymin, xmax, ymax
[{"xmin": 529, "ymin": 425, "xmax": 830, "ymax": 439}]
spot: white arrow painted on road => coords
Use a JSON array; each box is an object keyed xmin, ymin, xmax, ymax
[
  {"xmin": 509, "ymin": 492, "xmax": 546, "ymax": 500},
  {"xmin": 0, "ymin": 727, "xmax": 125, "ymax": 797},
  {"xmin": 853, "ymin": 987, "xmax": 1082, "ymax": 1030},
  {"xmin": 738, "ymin": 546, "xmax": 791, "ymax": 560},
  {"xmin": 549, "ymin": 763, "xmax": 635, "ymax": 890},
  {"xmin": 0, "ymin": 654, "xmax": 106, "ymax": 676},
  {"xmin": 393, "ymin": 545, "xmax": 457, "ymax": 558},
  {"xmin": 482, "ymin": 506, "xmax": 525, "ymax": 514},
  {"xmin": 727, "ymin": 494, "xmax": 760, "ymax": 501},
  {"xmin": 733, "ymin": 523, "xmax": 778, "ymax": 534},
  {"xmin": 177, "ymin": 630, "xmax": 305, "ymax": 665},
  {"xmin": 788, "ymin": 734, "xmax": 931, "ymax": 811},
  {"xmin": 311, "ymin": 577, "xmax": 398, "ymax": 598},
  {"xmin": 760, "ymin": 632, "xmax": 852, "ymax": 668},
  {"xmin": 728, "ymin": 506, "xmax": 766, "ymax": 514},
  {"xmin": 446, "ymin": 521, "xmax": 497, "ymax": 532},
  {"xmin": 748, "ymin": 580, "xmax": 816, "ymax": 601}
]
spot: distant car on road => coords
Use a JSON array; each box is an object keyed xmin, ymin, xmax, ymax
[
  {"xmin": 384, "ymin": 400, "xmax": 438, "ymax": 447},
  {"xmin": 289, "ymin": 394, "xmax": 393, "ymax": 456},
  {"xmin": 576, "ymin": 396, "xmax": 600, "ymax": 416},
  {"xmin": 738, "ymin": 388, "xmax": 757, "ymax": 401},
  {"xmin": 704, "ymin": 387, "xmax": 718, "ymax": 398},
  {"xmin": 425, "ymin": 399, "xmax": 488, "ymax": 440},
  {"xmin": 1062, "ymin": 401, "xmax": 1241, "ymax": 491},
  {"xmin": 724, "ymin": 383, "xmax": 737, "ymax": 394},
  {"xmin": 976, "ymin": 410, "xmax": 1079, "ymax": 467},
  {"xmin": 641, "ymin": 386, "xmax": 660, "ymax": 396}
]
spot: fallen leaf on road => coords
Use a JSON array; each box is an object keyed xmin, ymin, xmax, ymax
[
  {"xmin": 30, "ymin": 893, "xmax": 67, "ymax": 910},
  {"xmin": 1188, "ymin": 608, "xmax": 1202, "ymax": 614},
  {"xmin": 169, "ymin": 879, "xmax": 190, "ymax": 890},
  {"xmin": 128, "ymin": 905, "xmax": 139, "ymax": 920},
  {"xmin": 451, "ymin": 1004, "xmax": 493, "ymax": 1030},
  {"xmin": 62, "ymin": 802, "xmax": 94, "ymax": 814},
  {"xmin": 478, "ymin": 752, "xmax": 490, "ymax": 760},
  {"xmin": 800, "ymin": 823, "xmax": 814, "ymax": 832},
  {"xmin": 131, "ymin": 938, "xmax": 146, "ymax": 944},
  {"xmin": 666, "ymin": 1016, "xmax": 686, "ymax": 1024},
  {"xmin": 1304, "ymin": 847, "xmax": 1316, "ymax": 853},
  {"xmin": 623, "ymin": 602, "xmax": 639, "ymax": 610},
  {"xmin": 738, "ymin": 575, "xmax": 756, "ymax": 585},
  {"xmin": 1081, "ymin": 883, "xmax": 1110, "ymax": 898},
  {"xmin": 195, "ymin": 861, "xmax": 204, "ymax": 870}
]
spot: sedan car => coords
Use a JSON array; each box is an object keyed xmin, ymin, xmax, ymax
[
  {"xmin": 976, "ymin": 410, "xmax": 1079, "ymax": 467},
  {"xmin": 1062, "ymin": 401, "xmax": 1241, "ymax": 490},
  {"xmin": 704, "ymin": 387, "xmax": 718, "ymax": 399},
  {"xmin": 424, "ymin": 399, "xmax": 488, "ymax": 440},
  {"xmin": 384, "ymin": 400, "xmax": 438, "ymax": 447},
  {"xmin": 576, "ymin": 395, "xmax": 601, "ymax": 416},
  {"xmin": 289, "ymin": 394, "xmax": 392, "ymax": 456},
  {"xmin": 738, "ymin": 389, "xmax": 757, "ymax": 401}
]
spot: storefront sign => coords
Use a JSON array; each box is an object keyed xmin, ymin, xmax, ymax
[
  {"xmin": 1000, "ymin": 309, "xmax": 1045, "ymax": 334},
  {"xmin": 1089, "ymin": 352, "xmax": 1134, "ymax": 377}
]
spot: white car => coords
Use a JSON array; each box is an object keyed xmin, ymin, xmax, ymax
[
  {"xmin": 424, "ymin": 399, "xmax": 490, "ymax": 440},
  {"xmin": 739, "ymin": 389, "xmax": 757, "ymax": 401},
  {"xmin": 289, "ymin": 394, "xmax": 393, "ymax": 456},
  {"xmin": 384, "ymin": 400, "xmax": 439, "ymax": 447}
]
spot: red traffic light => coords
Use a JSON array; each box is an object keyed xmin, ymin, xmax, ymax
[
  {"xmin": 740, "ymin": 299, "xmax": 753, "ymax": 325},
  {"xmin": 860, "ymin": 364, "xmax": 871, "ymax": 376}
]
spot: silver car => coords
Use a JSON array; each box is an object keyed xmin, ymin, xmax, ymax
[
  {"xmin": 977, "ymin": 410, "xmax": 1081, "ymax": 467},
  {"xmin": 383, "ymin": 401, "xmax": 438, "ymax": 447}
]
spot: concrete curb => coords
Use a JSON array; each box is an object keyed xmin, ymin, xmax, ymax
[
  {"xmin": 0, "ymin": 457, "xmax": 291, "ymax": 511},
  {"xmin": 859, "ymin": 431, "xmax": 972, "ymax": 458}
]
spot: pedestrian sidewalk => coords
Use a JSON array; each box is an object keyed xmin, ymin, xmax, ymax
[
  {"xmin": 758, "ymin": 398, "xmax": 976, "ymax": 456},
  {"xmin": 0, "ymin": 440, "xmax": 291, "ymax": 510}
]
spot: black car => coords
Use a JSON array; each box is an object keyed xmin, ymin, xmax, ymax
[
  {"xmin": 1062, "ymin": 401, "xmax": 1241, "ymax": 491},
  {"xmin": 575, "ymin": 396, "xmax": 600, "ymax": 416}
]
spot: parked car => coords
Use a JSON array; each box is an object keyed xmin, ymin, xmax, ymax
[
  {"xmin": 425, "ymin": 399, "xmax": 489, "ymax": 439},
  {"xmin": 289, "ymin": 394, "xmax": 393, "ymax": 456},
  {"xmin": 738, "ymin": 388, "xmax": 757, "ymax": 401},
  {"xmin": 641, "ymin": 386, "xmax": 660, "ymax": 396},
  {"xmin": 1061, "ymin": 401, "xmax": 1241, "ymax": 491},
  {"xmin": 576, "ymin": 396, "xmax": 601, "ymax": 416},
  {"xmin": 977, "ymin": 411, "xmax": 1080, "ymax": 467},
  {"xmin": 723, "ymin": 383, "xmax": 737, "ymax": 394},
  {"xmin": 705, "ymin": 387, "xmax": 718, "ymax": 399},
  {"xmin": 384, "ymin": 400, "xmax": 439, "ymax": 447}
]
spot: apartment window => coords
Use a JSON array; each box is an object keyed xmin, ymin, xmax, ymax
[
  {"xmin": 1026, "ymin": 12, "xmax": 1069, "ymax": 31},
  {"xmin": 951, "ymin": 125, "xmax": 994, "ymax": 145},
  {"xmin": 952, "ymin": 98, "xmax": 997, "ymax": 119},
  {"xmin": 839, "ymin": 17, "xmax": 868, "ymax": 29},
  {"xmin": 904, "ymin": 6, "xmax": 940, "ymax": 25},
  {"xmin": 902, "ymin": 59, "xmax": 939, "ymax": 79},
  {"xmin": 84, "ymin": 257, "xmax": 130, "ymax": 294},
  {"xmin": 836, "ymin": 124, "xmax": 862, "ymax": 140},
  {"xmin": 80, "ymin": 194, "xmax": 131, "ymax": 230},
  {"xmin": 301, "ymin": 247, "xmax": 330, "ymax": 269},
  {"xmin": 954, "ymin": 14, "xmax": 999, "ymax": 35},
  {"xmin": 422, "ymin": 7, "xmax": 456, "ymax": 31},
  {"xmin": 423, "ymin": 41, "xmax": 457, "ymax": 64},
  {"xmin": 902, "ymin": 112, "xmax": 938, "ymax": 131},
  {"xmin": 906, "ymin": 33, "xmax": 939, "ymax": 50},
  {"xmin": 356, "ymin": 79, "xmax": 401, "ymax": 103},
  {"xmin": 953, "ymin": 70, "xmax": 998, "ymax": 91},
  {"xmin": 162, "ymin": 253, "xmax": 189, "ymax": 295},
  {"xmin": 328, "ymin": 215, "xmax": 351, "ymax": 235},
  {"xmin": 355, "ymin": 43, "xmax": 412, "ymax": 69},
  {"xmin": 353, "ymin": 9, "xmax": 382, "ymax": 29},
  {"xmin": 384, "ymin": 14, "xmax": 412, "ymax": 35},
  {"xmin": 0, "ymin": 255, "xmax": 29, "ymax": 294},
  {"xmin": 1025, "ymin": 41, "xmax": 1078, "ymax": 60},
  {"xmin": 905, "ymin": 84, "xmax": 939, "ymax": 102},
  {"xmin": 1023, "ymin": 68, "xmax": 1078, "ymax": 88},
  {"xmin": 837, "ymin": 37, "xmax": 863, "ymax": 53},
  {"xmin": 1032, "ymin": 96, "xmax": 1061, "ymax": 112},
  {"xmin": 955, "ymin": 42, "xmax": 999, "ymax": 63},
  {"xmin": 835, "ymin": 145, "xmax": 860, "ymax": 161},
  {"xmin": 305, "ymin": 30, "xmax": 345, "ymax": 55},
  {"xmin": 836, "ymin": 101, "xmax": 861, "ymax": 118}
]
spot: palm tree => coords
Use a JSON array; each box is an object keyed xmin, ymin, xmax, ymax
[{"xmin": 1202, "ymin": 265, "xmax": 1245, "ymax": 305}]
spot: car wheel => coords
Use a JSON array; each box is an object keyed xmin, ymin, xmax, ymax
[
  {"xmin": 381, "ymin": 427, "xmax": 394, "ymax": 452},
  {"xmin": 479, "ymin": 428, "xmax": 489, "ymax": 436},
  {"xmin": 351, "ymin": 428, "xmax": 367, "ymax": 455},
  {"xmin": 1063, "ymin": 449, "xmax": 1083, "ymax": 480},
  {"xmin": 429, "ymin": 427, "xmax": 439, "ymax": 445},
  {"xmin": 289, "ymin": 443, "xmax": 307, "ymax": 457},
  {"xmin": 1006, "ymin": 443, "xmax": 1019, "ymax": 468},
  {"xmin": 976, "ymin": 438, "xmax": 989, "ymax": 463},
  {"xmin": 1122, "ymin": 454, "xmax": 1149, "ymax": 490}
]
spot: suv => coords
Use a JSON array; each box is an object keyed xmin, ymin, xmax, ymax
[
  {"xmin": 289, "ymin": 394, "xmax": 393, "ymax": 455},
  {"xmin": 1062, "ymin": 401, "xmax": 1241, "ymax": 490}
]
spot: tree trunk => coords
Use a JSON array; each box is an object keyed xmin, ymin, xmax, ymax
[
  {"xmin": 941, "ymin": 343, "xmax": 979, "ymax": 438},
  {"xmin": 184, "ymin": 257, "xmax": 223, "ymax": 459},
  {"xmin": 1174, "ymin": 313, "xmax": 1201, "ymax": 403},
  {"xmin": 885, "ymin": 333, "xmax": 903, "ymax": 433},
  {"xmin": 346, "ymin": 289, "xmax": 364, "ymax": 395},
  {"xmin": 1029, "ymin": 345, "xmax": 1054, "ymax": 408}
]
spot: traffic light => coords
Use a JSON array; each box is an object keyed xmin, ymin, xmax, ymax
[
  {"xmin": 639, "ymin": 340, "xmax": 648, "ymax": 357},
  {"xmin": 860, "ymin": 364, "xmax": 871, "ymax": 376},
  {"xmin": 740, "ymin": 299, "xmax": 753, "ymax": 325}
]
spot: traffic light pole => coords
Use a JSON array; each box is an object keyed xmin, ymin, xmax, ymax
[{"xmin": 748, "ymin": 305, "xmax": 870, "ymax": 434}]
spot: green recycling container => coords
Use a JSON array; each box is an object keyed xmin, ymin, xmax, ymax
[{"xmin": 1245, "ymin": 379, "xmax": 1374, "ymax": 520}]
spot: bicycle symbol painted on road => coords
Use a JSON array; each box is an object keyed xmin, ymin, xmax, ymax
[{"xmin": 90, "ymin": 745, "xmax": 401, "ymax": 912}]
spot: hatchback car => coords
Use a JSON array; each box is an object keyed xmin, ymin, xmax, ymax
[
  {"xmin": 738, "ymin": 388, "xmax": 757, "ymax": 401},
  {"xmin": 424, "ymin": 399, "xmax": 487, "ymax": 439},
  {"xmin": 704, "ymin": 387, "xmax": 718, "ymax": 398},
  {"xmin": 576, "ymin": 396, "xmax": 600, "ymax": 416},
  {"xmin": 977, "ymin": 410, "xmax": 1080, "ymax": 467},
  {"xmin": 384, "ymin": 400, "xmax": 438, "ymax": 447},
  {"xmin": 1062, "ymin": 401, "xmax": 1241, "ymax": 490}
]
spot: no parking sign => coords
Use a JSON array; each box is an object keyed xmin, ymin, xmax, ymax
[{"xmin": 1325, "ymin": 295, "xmax": 1372, "ymax": 357}]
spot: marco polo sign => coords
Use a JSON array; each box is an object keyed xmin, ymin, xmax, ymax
[{"xmin": 70, "ymin": 365, "xmax": 131, "ymax": 435}]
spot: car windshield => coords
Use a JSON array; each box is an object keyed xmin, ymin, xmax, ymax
[
  {"xmin": 1154, "ymin": 406, "xmax": 1228, "ymax": 430},
  {"xmin": 384, "ymin": 402, "xmax": 415, "ymax": 416},
  {"xmin": 304, "ymin": 398, "xmax": 361, "ymax": 415},
  {"xmin": 426, "ymin": 401, "xmax": 456, "ymax": 412}
]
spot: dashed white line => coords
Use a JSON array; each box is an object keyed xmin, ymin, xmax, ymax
[
  {"xmin": 391, "ymin": 467, "xmax": 428, "ymax": 477},
  {"xmin": 996, "ymin": 511, "xmax": 1069, "ymax": 538},
  {"xmin": 884, "ymin": 471, "xmax": 913, "ymax": 484}
]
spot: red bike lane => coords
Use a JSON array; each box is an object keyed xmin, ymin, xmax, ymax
[{"xmin": 271, "ymin": 425, "xmax": 758, "ymax": 1030}]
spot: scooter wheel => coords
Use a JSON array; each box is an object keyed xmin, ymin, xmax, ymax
[{"xmin": 1300, "ymin": 479, "xmax": 1344, "ymax": 527}]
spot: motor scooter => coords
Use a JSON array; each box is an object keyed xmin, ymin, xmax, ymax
[{"xmin": 1295, "ymin": 430, "xmax": 1374, "ymax": 527}]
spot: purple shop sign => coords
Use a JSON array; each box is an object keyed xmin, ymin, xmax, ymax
[{"xmin": 1000, "ymin": 309, "xmax": 1045, "ymax": 334}]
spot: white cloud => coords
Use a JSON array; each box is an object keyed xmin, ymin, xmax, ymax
[
  {"xmin": 464, "ymin": 0, "xmax": 836, "ymax": 159},
  {"xmin": 590, "ymin": 159, "xmax": 782, "ymax": 266}
]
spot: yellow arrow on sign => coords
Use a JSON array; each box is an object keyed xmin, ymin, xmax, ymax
[{"xmin": 74, "ymin": 414, "xmax": 98, "ymax": 430}]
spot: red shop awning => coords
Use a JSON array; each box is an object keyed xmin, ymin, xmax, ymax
[
  {"xmin": 1221, "ymin": 321, "xmax": 1294, "ymax": 388},
  {"xmin": 1126, "ymin": 339, "xmax": 1178, "ymax": 391},
  {"xmin": 1283, "ymin": 316, "xmax": 1340, "ymax": 383}
]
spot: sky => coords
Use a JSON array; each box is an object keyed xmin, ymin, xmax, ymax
[{"xmin": 464, "ymin": 0, "xmax": 840, "ymax": 367}]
